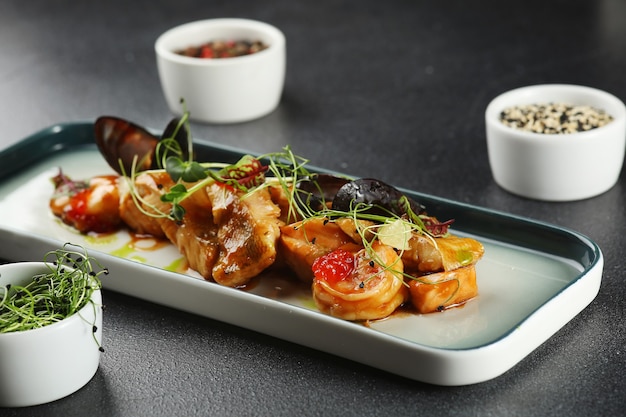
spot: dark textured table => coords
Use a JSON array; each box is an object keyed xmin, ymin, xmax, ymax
[{"xmin": 1, "ymin": 0, "xmax": 625, "ymax": 416}]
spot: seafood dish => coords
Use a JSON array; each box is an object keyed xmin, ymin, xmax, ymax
[
  {"xmin": 0, "ymin": 120, "xmax": 603, "ymax": 385},
  {"xmin": 49, "ymin": 114, "xmax": 484, "ymax": 321}
]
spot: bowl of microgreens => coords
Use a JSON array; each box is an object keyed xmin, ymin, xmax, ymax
[{"xmin": 0, "ymin": 244, "xmax": 107, "ymax": 408}]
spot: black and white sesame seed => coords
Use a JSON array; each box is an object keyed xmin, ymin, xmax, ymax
[{"xmin": 499, "ymin": 103, "xmax": 613, "ymax": 134}]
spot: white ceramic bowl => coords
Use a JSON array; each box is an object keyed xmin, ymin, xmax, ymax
[
  {"xmin": 0, "ymin": 262, "xmax": 103, "ymax": 408},
  {"xmin": 155, "ymin": 18, "xmax": 286, "ymax": 124},
  {"xmin": 485, "ymin": 84, "xmax": 626, "ymax": 201}
]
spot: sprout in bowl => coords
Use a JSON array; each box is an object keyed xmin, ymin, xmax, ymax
[{"xmin": 0, "ymin": 244, "xmax": 108, "ymax": 408}]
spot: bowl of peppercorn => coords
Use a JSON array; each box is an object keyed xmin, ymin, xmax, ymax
[
  {"xmin": 485, "ymin": 84, "xmax": 626, "ymax": 201},
  {"xmin": 155, "ymin": 18, "xmax": 286, "ymax": 124}
]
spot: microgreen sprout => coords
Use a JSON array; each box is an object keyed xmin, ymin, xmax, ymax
[
  {"xmin": 0, "ymin": 244, "xmax": 108, "ymax": 350},
  {"xmin": 155, "ymin": 108, "xmax": 192, "ymax": 170}
]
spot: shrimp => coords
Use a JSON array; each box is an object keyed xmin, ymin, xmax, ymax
[
  {"xmin": 312, "ymin": 241, "xmax": 408, "ymax": 321},
  {"xmin": 50, "ymin": 172, "xmax": 122, "ymax": 234}
]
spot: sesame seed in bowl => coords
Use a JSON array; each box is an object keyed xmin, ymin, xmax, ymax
[
  {"xmin": 485, "ymin": 84, "xmax": 626, "ymax": 202},
  {"xmin": 499, "ymin": 102, "xmax": 614, "ymax": 134}
]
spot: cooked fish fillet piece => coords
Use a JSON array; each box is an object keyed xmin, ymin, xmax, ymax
[
  {"xmin": 207, "ymin": 183, "xmax": 283, "ymax": 287},
  {"xmin": 118, "ymin": 174, "xmax": 166, "ymax": 238},
  {"xmin": 407, "ymin": 264, "xmax": 478, "ymax": 313},
  {"xmin": 124, "ymin": 171, "xmax": 220, "ymax": 279},
  {"xmin": 119, "ymin": 173, "xmax": 283, "ymax": 286},
  {"xmin": 267, "ymin": 183, "xmax": 299, "ymax": 224}
]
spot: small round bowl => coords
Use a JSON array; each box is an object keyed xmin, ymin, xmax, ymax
[
  {"xmin": 485, "ymin": 84, "xmax": 626, "ymax": 201},
  {"xmin": 155, "ymin": 18, "xmax": 286, "ymax": 124},
  {"xmin": 0, "ymin": 262, "xmax": 103, "ymax": 408}
]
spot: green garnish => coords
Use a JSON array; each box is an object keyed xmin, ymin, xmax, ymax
[
  {"xmin": 165, "ymin": 157, "xmax": 208, "ymax": 183},
  {"xmin": 0, "ymin": 244, "xmax": 108, "ymax": 348}
]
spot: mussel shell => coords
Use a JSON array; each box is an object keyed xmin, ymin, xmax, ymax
[
  {"xmin": 332, "ymin": 178, "xmax": 425, "ymax": 217},
  {"xmin": 295, "ymin": 174, "xmax": 350, "ymax": 212},
  {"xmin": 95, "ymin": 116, "xmax": 159, "ymax": 175}
]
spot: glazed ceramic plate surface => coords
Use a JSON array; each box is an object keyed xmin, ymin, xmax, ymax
[{"xmin": 0, "ymin": 123, "xmax": 603, "ymax": 386}]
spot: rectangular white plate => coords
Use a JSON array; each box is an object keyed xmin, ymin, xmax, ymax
[{"xmin": 0, "ymin": 123, "xmax": 603, "ymax": 385}]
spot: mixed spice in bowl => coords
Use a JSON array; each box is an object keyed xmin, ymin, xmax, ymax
[
  {"xmin": 155, "ymin": 18, "xmax": 286, "ymax": 124},
  {"xmin": 175, "ymin": 39, "xmax": 268, "ymax": 59},
  {"xmin": 485, "ymin": 84, "xmax": 626, "ymax": 201}
]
